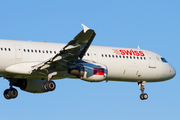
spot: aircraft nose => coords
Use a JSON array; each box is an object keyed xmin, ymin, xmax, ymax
[{"xmin": 168, "ymin": 65, "xmax": 176, "ymax": 79}]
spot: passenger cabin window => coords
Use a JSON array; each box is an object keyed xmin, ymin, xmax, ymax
[{"xmin": 161, "ymin": 57, "xmax": 167, "ymax": 63}]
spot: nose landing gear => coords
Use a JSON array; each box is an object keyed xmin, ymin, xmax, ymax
[{"xmin": 138, "ymin": 81, "xmax": 148, "ymax": 100}]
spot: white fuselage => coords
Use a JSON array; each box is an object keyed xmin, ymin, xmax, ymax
[{"xmin": 0, "ymin": 39, "xmax": 176, "ymax": 82}]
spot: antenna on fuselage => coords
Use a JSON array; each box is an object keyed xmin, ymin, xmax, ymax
[{"xmin": 137, "ymin": 45, "xmax": 140, "ymax": 49}]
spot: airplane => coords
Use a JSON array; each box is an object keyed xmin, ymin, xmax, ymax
[{"xmin": 0, "ymin": 24, "xmax": 176, "ymax": 100}]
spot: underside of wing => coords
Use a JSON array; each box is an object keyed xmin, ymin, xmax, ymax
[{"xmin": 30, "ymin": 24, "xmax": 96, "ymax": 73}]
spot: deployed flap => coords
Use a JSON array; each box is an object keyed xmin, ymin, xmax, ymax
[{"xmin": 30, "ymin": 24, "xmax": 96, "ymax": 73}]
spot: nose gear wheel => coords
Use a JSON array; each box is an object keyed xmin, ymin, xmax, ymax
[{"xmin": 140, "ymin": 93, "xmax": 148, "ymax": 100}]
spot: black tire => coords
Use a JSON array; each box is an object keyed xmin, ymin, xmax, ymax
[
  {"xmin": 4, "ymin": 89, "xmax": 11, "ymax": 100},
  {"xmin": 143, "ymin": 93, "xmax": 148, "ymax": 100},
  {"xmin": 8, "ymin": 88, "xmax": 18, "ymax": 99},
  {"xmin": 140, "ymin": 93, "xmax": 148, "ymax": 100},
  {"xmin": 41, "ymin": 81, "xmax": 49, "ymax": 92},
  {"xmin": 140, "ymin": 94, "xmax": 144, "ymax": 100},
  {"xmin": 46, "ymin": 81, "xmax": 56, "ymax": 91}
]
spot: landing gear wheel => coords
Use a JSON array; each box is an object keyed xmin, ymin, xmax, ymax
[
  {"xmin": 3, "ymin": 88, "xmax": 18, "ymax": 99},
  {"xmin": 4, "ymin": 89, "xmax": 11, "ymax": 100},
  {"xmin": 41, "ymin": 81, "xmax": 56, "ymax": 92},
  {"xmin": 42, "ymin": 81, "xmax": 49, "ymax": 92},
  {"xmin": 47, "ymin": 81, "xmax": 56, "ymax": 91},
  {"xmin": 140, "ymin": 93, "xmax": 148, "ymax": 100},
  {"xmin": 8, "ymin": 88, "xmax": 18, "ymax": 98}
]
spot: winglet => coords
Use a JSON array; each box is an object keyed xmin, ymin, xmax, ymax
[{"xmin": 81, "ymin": 23, "xmax": 90, "ymax": 33}]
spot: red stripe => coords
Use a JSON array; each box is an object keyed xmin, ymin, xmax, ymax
[{"xmin": 94, "ymin": 68, "xmax": 104, "ymax": 75}]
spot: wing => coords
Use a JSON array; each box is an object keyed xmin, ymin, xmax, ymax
[{"xmin": 30, "ymin": 24, "xmax": 96, "ymax": 73}]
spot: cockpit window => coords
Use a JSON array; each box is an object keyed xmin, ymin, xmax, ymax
[{"xmin": 161, "ymin": 57, "xmax": 167, "ymax": 63}]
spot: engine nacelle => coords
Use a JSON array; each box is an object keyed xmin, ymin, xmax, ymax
[
  {"xmin": 13, "ymin": 79, "xmax": 47, "ymax": 93},
  {"xmin": 68, "ymin": 62, "xmax": 107, "ymax": 82}
]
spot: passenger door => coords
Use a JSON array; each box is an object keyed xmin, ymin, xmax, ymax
[
  {"xmin": 14, "ymin": 45, "xmax": 22, "ymax": 63},
  {"xmin": 148, "ymin": 52, "xmax": 156, "ymax": 68}
]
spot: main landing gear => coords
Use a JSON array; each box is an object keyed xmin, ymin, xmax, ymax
[
  {"xmin": 4, "ymin": 79, "xmax": 18, "ymax": 99},
  {"xmin": 41, "ymin": 81, "xmax": 56, "ymax": 92},
  {"xmin": 41, "ymin": 71, "xmax": 56, "ymax": 92},
  {"xmin": 138, "ymin": 81, "xmax": 148, "ymax": 100},
  {"xmin": 4, "ymin": 88, "xmax": 18, "ymax": 99}
]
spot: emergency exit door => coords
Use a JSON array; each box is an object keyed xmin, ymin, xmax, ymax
[{"xmin": 91, "ymin": 50, "xmax": 98, "ymax": 62}]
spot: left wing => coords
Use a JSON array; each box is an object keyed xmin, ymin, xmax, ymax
[{"xmin": 30, "ymin": 24, "xmax": 96, "ymax": 73}]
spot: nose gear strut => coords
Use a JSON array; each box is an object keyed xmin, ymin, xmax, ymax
[{"xmin": 138, "ymin": 81, "xmax": 148, "ymax": 100}]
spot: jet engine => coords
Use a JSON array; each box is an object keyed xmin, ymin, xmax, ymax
[
  {"xmin": 68, "ymin": 62, "xmax": 108, "ymax": 82},
  {"xmin": 12, "ymin": 79, "xmax": 47, "ymax": 93}
]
